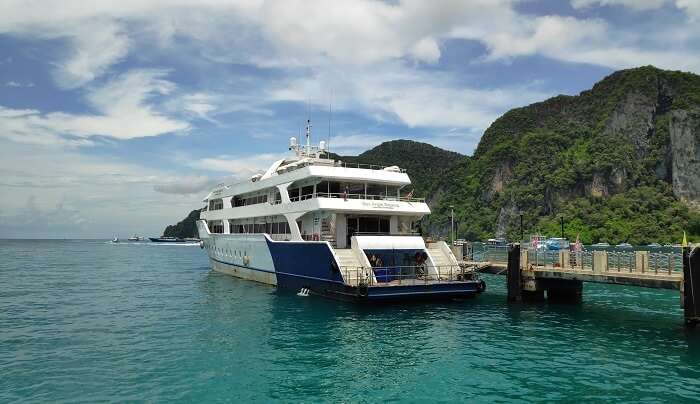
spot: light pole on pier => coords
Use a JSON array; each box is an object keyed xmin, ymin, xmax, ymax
[
  {"xmin": 560, "ymin": 216, "xmax": 565, "ymax": 239},
  {"xmin": 450, "ymin": 205, "xmax": 455, "ymax": 244},
  {"xmin": 520, "ymin": 212, "xmax": 524, "ymax": 242}
]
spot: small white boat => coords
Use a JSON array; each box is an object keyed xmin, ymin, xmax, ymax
[
  {"xmin": 112, "ymin": 237, "xmax": 119, "ymax": 243},
  {"xmin": 616, "ymin": 242, "xmax": 633, "ymax": 249},
  {"xmin": 487, "ymin": 238, "xmax": 507, "ymax": 247}
]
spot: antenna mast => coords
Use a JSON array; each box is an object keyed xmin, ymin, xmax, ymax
[
  {"xmin": 327, "ymin": 93, "xmax": 332, "ymax": 156},
  {"xmin": 305, "ymin": 119, "xmax": 311, "ymax": 156}
]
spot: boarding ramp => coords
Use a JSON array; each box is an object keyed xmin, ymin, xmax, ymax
[
  {"xmin": 427, "ymin": 241, "xmax": 461, "ymax": 279},
  {"xmin": 334, "ymin": 247, "xmax": 373, "ymax": 286}
]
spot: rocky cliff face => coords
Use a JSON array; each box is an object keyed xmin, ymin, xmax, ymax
[
  {"xmin": 427, "ymin": 66, "xmax": 700, "ymax": 244},
  {"xmin": 670, "ymin": 110, "xmax": 700, "ymax": 208}
]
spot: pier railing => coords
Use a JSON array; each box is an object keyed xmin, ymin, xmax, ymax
[
  {"xmin": 528, "ymin": 249, "xmax": 682, "ymax": 275},
  {"xmin": 464, "ymin": 245, "xmax": 683, "ymax": 275},
  {"xmin": 340, "ymin": 265, "xmax": 477, "ymax": 287}
]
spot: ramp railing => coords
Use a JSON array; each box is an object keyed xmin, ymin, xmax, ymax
[{"xmin": 339, "ymin": 265, "xmax": 478, "ymax": 287}]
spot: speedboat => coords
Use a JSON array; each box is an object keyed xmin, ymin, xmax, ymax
[
  {"xmin": 127, "ymin": 235, "xmax": 144, "ymax": 241},
  {"xmin": 149, "ymin": 236, "xmax": 186, "ymax": 243},
  {"xmin": 647, "ymin": 243, "xmax": 662, "ymax": 248},
  {"xmin": 616, "ymin": 242, "xmax": 633, "ymax": 249}
]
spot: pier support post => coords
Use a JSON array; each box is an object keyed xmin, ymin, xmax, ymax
[
  {"xmin": 507, "ymin": 243, "xmax": 522, "ymax": 302},
  {"xmin": 683, "ymin": 246, "xmax": 700, "ymax": 328},
  {"xmin": 593, "ymin": 251, "xmax": 607, "ymax": 273},
  {"xmin": 636, "ymin": 251, "xmax": 649, "ymax": 273},
  {"xmin": 544, "ymin": 279, "xmax": 583, "ymax": 304},
  {"xmin": 559, "ymin": 250, "xmax": 570, "ymax": 268}
]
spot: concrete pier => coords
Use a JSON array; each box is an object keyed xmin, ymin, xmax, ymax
[{"xmin": 463, "ymin": 244, "xmax": 700, "ymax": 327}]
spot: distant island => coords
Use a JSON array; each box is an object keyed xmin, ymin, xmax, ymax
[{"xmin": 164, "ymin": 66, "xmax": 700, "ymax": 245}]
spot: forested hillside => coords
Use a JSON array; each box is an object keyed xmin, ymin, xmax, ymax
[{"xmin": 425, "ymin": 66, "xmax": 700, "ymax": 244}]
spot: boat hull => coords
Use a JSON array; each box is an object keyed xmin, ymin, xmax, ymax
[
  {"xmin": 198, "ymin": 225, "xmax": 485, "ymax": 302},
  {"xmin": 210, "ymin": 257, "xmax": 277, "ymax": 286},
  {"xmin": 149, "ymin": 237, "xmax": 186, "ymax": 243}
]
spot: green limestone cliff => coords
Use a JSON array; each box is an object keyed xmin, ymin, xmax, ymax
[
  {"xmin": 162, "ymin": 209, "xmax": 200, "ymax": 239},
  {"xmin": 426, "ymin": 66, "xmax": 700, "ymax": 244},
  {"xmin": 333, "ymin": 139, "xmax": 463, "ymax": 197}
]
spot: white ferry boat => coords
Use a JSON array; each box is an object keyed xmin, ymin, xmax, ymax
[{"xmin": 196, "ymin": 121, "xmax": 485, "ymax": 301}]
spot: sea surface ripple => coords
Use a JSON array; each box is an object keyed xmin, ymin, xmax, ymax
[{"xmin": 1, "ymin": 240, "xmax": 699, "ymax": 402}]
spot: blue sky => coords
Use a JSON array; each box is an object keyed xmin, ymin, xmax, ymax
[{"xmin": 1, "ymin": 0, "xmax": 699, "ymax": 238}]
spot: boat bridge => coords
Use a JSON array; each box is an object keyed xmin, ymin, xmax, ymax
[{"xmin": 456, "ymin": 244, "xmax": 700, "ymax": 327}]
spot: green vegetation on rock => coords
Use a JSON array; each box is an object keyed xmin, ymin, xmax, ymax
[
  {"xmin": 426, "ymin": 66, "xmax": 700, "ymax": 244},
  {"xmin": 163, "ymin": 209, "xmax": 200, "ymax": 239}
]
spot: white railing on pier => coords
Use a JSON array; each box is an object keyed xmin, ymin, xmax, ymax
[
  {"xmin": 529, "ymin": 249, "xmax": 682, "ymax": 275},
  {"xmin": 462, "ymin": 243, "xmax": 683, "ymax": 275}
]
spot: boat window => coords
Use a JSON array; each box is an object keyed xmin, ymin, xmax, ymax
[
  {"xmin": 208, "ymin": 199, "xmax": 224, "ymax": 210},
  {"xmin": 289, "ymin": 187, "xmax": 300, "ymax": 201},
  {"xmin": 228, "ymin": 218, "xmax": 291, "ymax": 236},
  {"xmin": 232, "ymin": 191, "xmax": 270, "ymax": 207},
  {"xmin": 208, "ymin": 220, "xmax": 224, "ymax": 233},
  {"xmin": 301, "ymin": 185, "xmax": 314, "ymax": 200},
  {"xmin": 366, "ymin": 183, "xmax": 386, "ymax": 197}
]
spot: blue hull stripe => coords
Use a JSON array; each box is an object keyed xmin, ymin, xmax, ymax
[
  {"xmin": 368, "ymin": 288, "xmax": 478, "ymax": 297},
  {"xmin": 210, "ymin": 256, "xmax": 345, "ymax": 285}
]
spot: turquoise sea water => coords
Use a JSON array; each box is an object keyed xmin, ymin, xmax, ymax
[{"xmin": 2, "ymin": 239, "xmax": 699, "ymax": 403}]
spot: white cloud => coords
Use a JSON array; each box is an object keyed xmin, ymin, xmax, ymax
[
  {"xmin": 0, "ymin": 69, "xmax": 189, "ymax": 145},
  {"xmin": 676, "ymin": 0, "xmax": 700, "ymax": 20},
  {"xmin": 0, "ymin": 142, "xmax": 203, "ymax": 238},
  {"xmin": 180, "ymin": 93, "xmax": 219, "ymax": 122},
  {"xmin": 268, "ymin": 64, "xmax": 550, "ymax": 137},
  {"xmin": 327, "ymin": 133, "xmax": 396, "ymax": 155},
  {"xmin": 410, "ymin": 37, "xmax": 441, "ymax": 64},
  {"xmin": 154, "ymin": 175, "xmax": 214, "ymax": 195},
  {"xmin": 52, "ymin": 21, "xmax": 130, "ymax": 88},
  {"xmin": 5, "ymin": 80, "xmax": 34, "ymax": 88},
  {"xmin": 571, "ymin": 0, "xmax": 667, "ymax": 11},
  {"xmin": 188, "ymin": 152, "xmax": 287, "ymax": 176}
]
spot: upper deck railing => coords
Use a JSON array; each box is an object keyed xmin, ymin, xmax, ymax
[
  {"xmin": 279, "ymin": 159, "xmax": 407, "ymax": 174},
  {"xmin": 334, "ymin": 161, "xmax": 406, "ymax": 172},
  {"xmin": 289, "ymin": 192, "xmax": 425, "ymax": 203}
]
